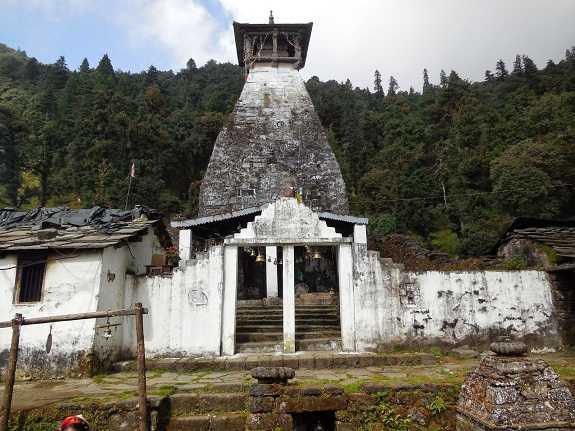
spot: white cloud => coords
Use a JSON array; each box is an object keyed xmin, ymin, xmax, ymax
[
  {"xmin": 217, "ymin": 0, "xmax": 575, "ymax": 89},
  {"xmin": 11, "ymin": 0, "xmax": 574, "ymax": 88},
  {"xmin": 118, "ymin": 0, "xmax": 234, "ymax": 70}
]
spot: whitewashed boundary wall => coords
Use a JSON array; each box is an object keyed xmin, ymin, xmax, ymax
[
  {"xmin": 124, "ymin": 246, "xmax": 225, "ymax": 357},
  {"xmin": 353, "ymin": 249, "xmax": 559, "ymax": 351}
]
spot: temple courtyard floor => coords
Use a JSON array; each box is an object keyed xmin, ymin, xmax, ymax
[{"xmin": 5, "ymin": 350, "xmax": 575, "ymax": 410}]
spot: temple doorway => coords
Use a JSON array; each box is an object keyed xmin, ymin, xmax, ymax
[{"xmin": 294, "ymin": 246, "xmax": 339, "ymax": 305}]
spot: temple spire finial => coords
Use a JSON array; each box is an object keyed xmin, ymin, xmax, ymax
[{"xmin": 269, "ymin": 10, "xmax": 274, "ymax": 24}]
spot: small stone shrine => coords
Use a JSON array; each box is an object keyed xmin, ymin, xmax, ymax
[{"xmin": 457, "ymin": 337, "xmax": 575, "ymax": 430}]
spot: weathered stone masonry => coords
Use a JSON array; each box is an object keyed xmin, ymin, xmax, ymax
[{"xmin": 198, "ymin": 65, "xmax": 349, "ymax": 216}]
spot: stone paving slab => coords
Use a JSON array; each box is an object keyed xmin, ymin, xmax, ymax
[{"xmin": 3, "ymin": 352, "xmax": 573, "ymax": 413}]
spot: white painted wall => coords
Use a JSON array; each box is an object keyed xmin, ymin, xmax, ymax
[
  {"xmin": 0, "ymin": 251, "xmax": 103, "ymax": 376},
  {"xmin": 124, "ymin": 246, "xmax": 225, "ymax": 357},
  {"xmin": 353, "ymin": 250, "xmax": 559, "ymax": 351}
]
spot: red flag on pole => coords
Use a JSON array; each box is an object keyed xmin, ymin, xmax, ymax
[{"xmin": 130, "ymin": 161, "xmax": 136, "ymax": 178}]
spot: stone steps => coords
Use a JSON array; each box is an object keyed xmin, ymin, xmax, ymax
[
  {"xmin": 114, "ymin": 351, "xmax": 438, "ymax": 372},
  {"xmin": 166, "ymin": 414, "xmax": 246, "ymax": 431},
  {"xmin": 236, "ymin": 330, "xmax": 341, "ymax": 343},
  {"xmin": 236, "ymin": 303, "xmax": 342, "ymax": 351},
  {"xmin": 166, "ymin": 392, "xmax": 248, "ymax": 431},
  {"xmin": 237, "ymin": 324, "xmax": 341, "ymax": 333},
  {"xmin": 236, "ymin": 319, "xmax": 341, "ymax": 327},
  {"xmin": 236, "ymin": 338, "xmax": 342, "ymax": 353}
]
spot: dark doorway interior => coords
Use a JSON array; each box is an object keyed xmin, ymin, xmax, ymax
[
  {"xmin": 294, "ymin": 246, "xmax": 339, "ymax": 296},
  {"xmin": 238, "ymin": 247, "xmax": 266, "ymax": 300},
  {"xmin": 549, "ymin": 270, "xmax": 575, "ymax": 346},
  {"xmin": 292, "ymin": 411, "xmax": 336, "ymax": 431}
]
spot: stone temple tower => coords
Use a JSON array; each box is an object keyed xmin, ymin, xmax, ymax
[{"xmin": 198, "ymin": 12, "xmax": 349, "ymax": 217}]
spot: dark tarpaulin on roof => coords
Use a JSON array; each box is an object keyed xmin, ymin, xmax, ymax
[{"xmin": 0, "ymin": 206, "xmax": 162, "ymax": 234}]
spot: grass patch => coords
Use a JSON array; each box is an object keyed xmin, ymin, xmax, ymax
[{"xmin": 152, "ymin": 385, "xmax": 177, "ymax": 397}]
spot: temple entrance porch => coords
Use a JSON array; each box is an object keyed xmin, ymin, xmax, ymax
[{"xmin": 235, "ymin": 245, "xmax": 341, "ymax": 353}]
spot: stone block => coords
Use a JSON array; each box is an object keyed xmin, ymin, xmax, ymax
[
  {"xmin": 166, "ymin": 416, "xmax": 210, "ymax": 431},
  {"xmin": 170, "ymin": 393, "xmax": 247, "ymax": 414},
  {"xmin": 250, "ymin": 384, "xmax": 284, "ymax": 397},
  {"xmin": 357, "ymin": 354, "xmax": 377, "ymax": 368},
  {"xmin": 282, "ymin": 356, "xmax": 299, "ymax": 369},
  {"xmin": 324, "ymin": 385, "xmax": 344, "ymax": 396},
  {"xmin": 250, "ymin": 396, "xmax": 276, "ymax": 413},
  {"xmin": 314, "ymin": 353, "xmax": 334, "ymax": 369},
  {"xmin": 298, "ymin": 354, "xmax": 315, "ymax": 369},
  {"xmin": 210, "ymin": 413, "xmax": 247, "ymax": 431},
  {"xmin": 251, "ymin": 366, "xmax": 295, "ymax": 384},
  {"xmin": 247, "ymin": 413, "xmax": 294, "ymax": 430},
  {"xmin": 278, "ymin": 395, "xmax": 348, "ymax": 413}
]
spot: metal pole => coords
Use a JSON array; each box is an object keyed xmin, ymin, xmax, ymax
[
  {"xmin": 125, "ymin": 174, "xmax": 133, "ymax": 211},
  {"xmin": 0, "ymin": 314, "xmax": 22, "ymax": 431},
  {"xmin": 135, "ymin": 303, "xmax": 149, "ymax": 431}
]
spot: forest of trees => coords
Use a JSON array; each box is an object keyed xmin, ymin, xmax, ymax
[{"xmin": 1, "ymin": 43, "xmax": 574, "ymax": 257}]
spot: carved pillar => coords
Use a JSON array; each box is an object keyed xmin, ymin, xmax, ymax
[
  {"xmin": 282, "ymin": 245, "xmax": 295, "ymax": 353},
  {"xmin": 273, "ymin": 29, "xmax": 278, "ymax": 58},
  {"xmin": 338, "ymin": 243, "xmax": 356, "ymax": 351},
  {"xmin": 222, "ymin": 246, "xmax": 238, "ymax": 355},
  {"xmin": 266, "ymin": 246, "xmax": 278, "ymax": 298}
]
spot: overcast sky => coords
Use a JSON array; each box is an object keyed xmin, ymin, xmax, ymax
[{"xmin": 1, "ymin": 0, "xmax": 575, "ymax": 90}]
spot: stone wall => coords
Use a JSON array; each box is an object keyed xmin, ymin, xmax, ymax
[
  {"xmin": 123, "ymin": 246, "xmax": 225, "ymax": 357},
  {"xmin": 198, "ymin": 64, "xmax": 349, "ymax": 216},
  {"xmin": 0, "ymin": 251, "xmax": 103, "ymax": 378},
  {"xmin": 353, "ymin": 249, "xmax": 559, "ymax": 351}
]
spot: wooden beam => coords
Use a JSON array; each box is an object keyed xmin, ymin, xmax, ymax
[{"xmin": 0, "ymin": 307, "xmax": 148, "ymax": 329}]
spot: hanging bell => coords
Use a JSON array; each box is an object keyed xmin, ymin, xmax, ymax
[
  {"xmin": 312, "ymin": 249, "xmax": 322, "ymax": 260},
  {"xmin": 250, "ymin": 248, "xmax": 256, "ymax": 257},
  {"xmin": 255, "ymin": 250, "xmax": 265, "ymax": 264},
  {"xmin": 97, "ymin": 313, "xmax": 121, "ymax": 340}
]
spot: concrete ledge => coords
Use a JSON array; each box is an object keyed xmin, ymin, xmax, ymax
[{"xmin": 115, "ymin": 352, "xmax": 437, "ymax": 372}]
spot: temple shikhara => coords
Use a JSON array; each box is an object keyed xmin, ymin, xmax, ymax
[
  {"xmin": 0, "ymin": 13, "xmax": 570, "ymax": 380},
  {"xmin": 199, "ymin": 12, "xmax": 348, "ymax": 216}
]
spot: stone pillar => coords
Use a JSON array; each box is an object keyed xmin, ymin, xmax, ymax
[
  {"xmin": 178, "ymin": 229, "xmax": 192, "ymax": 261},
  {"xmin": 221, "ymin": 246, "xmax": 238, "ymax": 356},
  {"xmin": 338, "ymin": 243, "xmax": 356, "ymax": 351},
  {"xmin": 272, "ymin": 29, "xmax": 278, "ymax": 58},
  {"xmin": 282, "ymin": 245, "xmax": 295, "ymax": 353},
  {"xmin": 266, "ymin": 246, "xmax": 278, "ymax": 298}
]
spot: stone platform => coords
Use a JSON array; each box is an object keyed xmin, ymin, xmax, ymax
[
  {"xmin": 113, "ymin": 351, "xmax": 437, "ymax": 373},
  {"xmin": 5, "ymin": 352, "xmax": 574, "ymax": 430}
]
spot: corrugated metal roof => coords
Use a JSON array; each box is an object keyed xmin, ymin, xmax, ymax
[
  {"xmin": 172, "ymin": 206, "xmax": 368, "ymax": 229},
  {"xmin": 171, "ymin": 207, "xmax": 262, "ymax": 228},
  {"xmin": 319, "ymin": 212, "xmax": 369, "ymax": 226}
]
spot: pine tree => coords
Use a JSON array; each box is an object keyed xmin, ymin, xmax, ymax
[
  {"xmin": 495, "ymin": 59, "xmax": 509, "ymax": 80},
  {"xmin": 522, "ymin": 56, "xmax": 537, "ymax": 76},
  {"xmin": 387, "ymin": 76, "xmax": 398, "ymax": 96},
  {"xmin": 423, "ymin": 68, "xmax": 431, "ymax": 91},
  {"xmin": 512, "ymin": 55, "xmax": 523, "ymax": 75},
  {"xmin": 79, "ymin": 58, "xmax": 90, "ymax": 73},
  {"xmin": 186, "ymin": 58, "xmax": 197, "ymax": 71},
  {"xmin": 439, "ymin": 70, "xmax": 448, "ymax": 87},
  {"xmin": 374, "ymin": 70, "xmax": 384, "ymax": 96},
  {"xmin": 96, "ymin": 54, "xmax": 115, "ymax": 78},
  {"xmin": 485, "ymin": 70, "xmax": 495, "ymax": 82}
]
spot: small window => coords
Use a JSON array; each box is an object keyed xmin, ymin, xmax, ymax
[{"xmin": 16, "ymin": 252, "xmax": 47, "ymax": 303}]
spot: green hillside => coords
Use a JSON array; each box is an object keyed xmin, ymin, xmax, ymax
[{"xmin": 0, "ymin": 45, "xmax": 574, "ymax": 256}]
